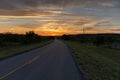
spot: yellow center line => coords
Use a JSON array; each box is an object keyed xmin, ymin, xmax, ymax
[
  {"xmin": 27, "ymin": 56, "xmax": 40, "ymax": 64},
  {"xmin": 0, "ymin": 43, "xmax": 56, "ymax": 80},
  {"xmin": 0, "ymin": 64, "xmax": 26, "ymax": 80}
]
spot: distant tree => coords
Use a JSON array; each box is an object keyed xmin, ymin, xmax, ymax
[
  {"xmin": 0, "ymin": 36, "xmax": 2, "ymax": 45},
  {"xmin": 24, "ymin": 31, "xmax": 41, "ymax": 43},
  {"xmin": 79, "ymin": 35, "xmax": 88, "ymax": 43},
  {"xmin": 48, "ymin": 36, "xmax": 55, "ymax": 40},
  {"xmin": 61, "ymin": 34, "xmax": 71, "ymax": 40},
  {"xmin": 93, "ymin": 36, "xmax": 106, "ymax": 46}
]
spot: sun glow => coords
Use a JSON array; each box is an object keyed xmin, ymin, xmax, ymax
[{"xmin": 0, "ymin": 25, "xmax": 114, "ymax": 36}]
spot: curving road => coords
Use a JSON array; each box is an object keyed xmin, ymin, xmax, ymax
[{"xmin": 0, "ymin": 39, "xmax": 84, "ymax": 80}]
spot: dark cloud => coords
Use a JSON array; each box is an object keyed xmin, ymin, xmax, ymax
[
  {"xmin": 18, "ymin": 23, "xmax": 43, "ymax": 29},
  {"xmin": 94, "ymin": 21, "xmax": 113, "ymax": 27},
  {"xmin": 0, "ymin": 9, "xmax": 55, "ymax": 16},
  {"xmin": 84, "ymin": 27, "xmax": 94, "ymax": 30},
  {"xmin": 0, "ymin": 0, "xmax": 119, "ymax": 8},
  {"xmin": 0, "ymin": 0, "xmax": 15, "ymax": 10},
  {"xmin": 73, "ymin": 20, "xmax": 90, "ymax": 25},
  {"xmin": 0, "ymin": 0, "xmax": 119, "ymax": 16}
]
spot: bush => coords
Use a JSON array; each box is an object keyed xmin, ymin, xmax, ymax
[
  {"xmin": 93, "ymin": 36, "xmax": 105, "ymax": 46},
  {"xmin": 61, "ymin": 34, "xmax": 71, "ymax": 40},
  {"xmin": 0, "ymin": 31, "xmax": 42, "ymax": 45},
  {"xmin": 23, "ymin": 31, "xmax": 41, "ymax": 44}
]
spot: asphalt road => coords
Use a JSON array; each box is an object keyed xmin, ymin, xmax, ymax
[{"xmin": 0, "ymin": 39, "xmax": 84, "ymax": 80}]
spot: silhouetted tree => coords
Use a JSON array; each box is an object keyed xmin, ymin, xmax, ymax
[
  {"xmin": 93, "ymin": 36, "xmax": 105, "ymax": 46},
  {"xmin": 62, "ymin": 34, "xmax": 71, "ymax": 40},
  {"xmin": 0, "ymin": 35, "xmax": 3, "ymax": 45},
  {"xmin": 24, "ymin": 31, "xmax": 41, "ymax": 43}
]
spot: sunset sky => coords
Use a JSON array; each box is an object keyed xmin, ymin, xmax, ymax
[{"xmin": 0, "ymin": 0, "xmax": 120, "ymax": 36}]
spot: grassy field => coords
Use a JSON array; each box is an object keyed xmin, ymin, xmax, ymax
[
  {"xmin": 0, "ymin": 40, "xmax": 52, "ymax": 60},
  {"xmin": 65, "ymin": 41, "xmax": 120, "ymax": 80}
]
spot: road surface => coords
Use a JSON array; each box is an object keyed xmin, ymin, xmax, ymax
[{"xmin": 0, "ymin": 39, "xmax": 84, "ymax": 80}]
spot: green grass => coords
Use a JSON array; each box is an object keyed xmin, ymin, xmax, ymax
[
  {"xmin": 65, "ymin": 41, "xmax": 120, "ymax": 80},
  {"xmin": 0, "ymin": 40, "xmax": 52, "ymax": 60}
]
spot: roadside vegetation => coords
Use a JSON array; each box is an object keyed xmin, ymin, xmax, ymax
[
  {"xmin": 0, "ymin": 31, "xmax": 54, "ymax": 60},
  {"xmin": 65, "ymin": 41, "xmax": 120, "ymax": 80},
  {"xmin": 62, "ymin": 34, "xmax": 120, "ymax": 80},
  {"xmin": 62, "ymin": 34, "xmax": 120, "ymax": 49}
]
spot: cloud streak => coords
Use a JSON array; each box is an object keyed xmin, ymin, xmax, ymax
[
  {"xmin": 0, "ymin": 0, "xmax": 120, "ymax": 16},
  {"xmin": 0, "ymin": 0, "xmax": 120, "ymax": 35}
]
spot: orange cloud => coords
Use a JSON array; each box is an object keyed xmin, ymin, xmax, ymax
[{"xmin": 0, "ymin": 27, "xmax": 31, "ymax": 34}]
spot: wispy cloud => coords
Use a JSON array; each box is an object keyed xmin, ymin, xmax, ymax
[
  {"xmin": 0, "ymin": 0, "xmax": 119, "ymax": 16},
  {"xmin": 0, "ymin": 0, "xmax": 120, "ymax": 35}
]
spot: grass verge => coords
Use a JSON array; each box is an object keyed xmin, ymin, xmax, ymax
[
  {"xmin": 0, "ymin": 40, "xmax": 53, "ymax": 60},
  {"xmin": 65, "ymin": 41, "xmax": 120, "ymax": 80}
]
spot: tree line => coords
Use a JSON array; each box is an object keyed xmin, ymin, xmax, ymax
[
  {"xmin": 61, "ymin": 33, "xmax": 120, "ymax": 49},
  {"xmin": 0, "ymin": 31, "xmax": 54, "ymax": 46}
]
